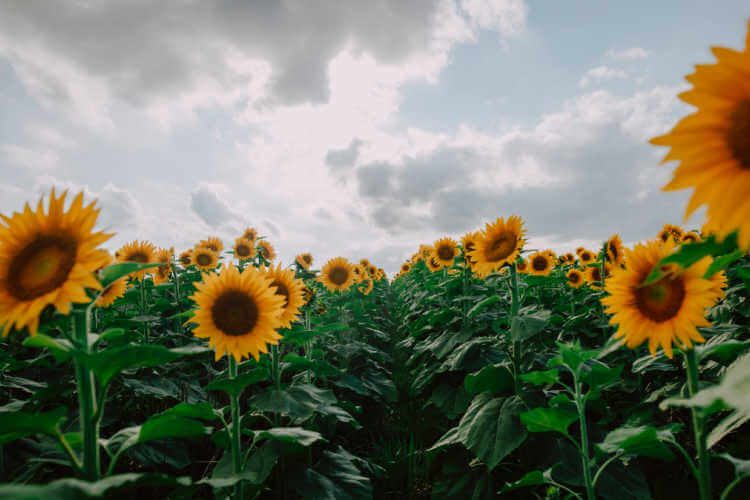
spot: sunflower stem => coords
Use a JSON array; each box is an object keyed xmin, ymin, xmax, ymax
[
  {"xmin": 508, "ymin": 263, "xmax": 522, "ymax": 396},
  {"xmin": 574, "ymin": 378, "xmax": 595, "ymax": 500},
  {"xmin": 684, "ymin": 348, "xmax": 712, "ymax": 500},
  {"xmin": 228, "ymin": 356, "xmax": 244, "ymax": 499},
  {"xmin": 139, "ymin": 279, "xmax": 148, "ymax": 344},
  {"xmin": 72, "ymin": 305, "xmax": 100, "ymax": 480},
  {"xmin": 172, "ymin": 255, "xmax": 182, "ymax": 335}
]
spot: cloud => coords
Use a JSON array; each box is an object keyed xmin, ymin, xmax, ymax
[
  {"xmin": 325, "ymin": 138, "xmax": 363, "ymax": 171},
  {"xmin": 606, "ymin": 47, "xmax": 650, "ymax": 60},
  {"xmin": 459, "ymin": 0, "xmax": 528, "ymax": 39},
  {"xmin": 579, "ymin": 66, "xmax": 627, "ymax": 88},
  {"xmin": 0, "ymin": 144, "xmax": 59, "ymax": 170}
]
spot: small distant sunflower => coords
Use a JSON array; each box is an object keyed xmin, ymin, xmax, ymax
[
  {"xmin": 602, "ymin": 240, "xmax": 725, "ymax": 358},
  {"xmin": 564, "ymin": 253, "xmax": 576, "ymax": 264},
  {"xmin": 302, "ymin": 285, "xmax": 316, "ymax": 304},
  {"xmin": 681, "ymin": 232, "xmax": 700, "ymax": 244},
  {"xmin": 367, "ymin": 264, "xmax": 377, "ymax": 276},
  {"xmin": 358, "ymin": 279, "xmax": 374, "ymax": 296},
  {"xmin": 544, "ymin": 249, "xmax": 557, "ymax": 262},
  {"xmin": 516, "ymin": 258, "xmax": 529, "ymax": 274},
  {"xmin": 192, "ymin": 247, "xmax": 219, "ymax": 271},
  {"xmin": 400, "ymin": 262, "xmax": 412, "ymax": 274},
  {"xmin": 426, "ymin": 256, "xmax": 444, "ymax": 272},
  {"xmin": 0, "ymin": 189, "xmax": 112, "ymax": 335},
  {"xmin": 461, "ymin": 232, "xmax": 479, "ymax": 263},
  {"xmin": 117, "ymin": 240, "xmax": 157, "ymax": 281},
  {"xmin": 233, "ymin": 238, "xmax": 256, "ymax": 262},
  {"xmin": 264, "ymin": 264, "xmax": 305, "ymax": 328},
  {"xmin": 198, "ymin": 237, "xmax": 224, "ymax": 254},
  {"xmin": 528, "ymin": 251, "xmax": 553, "ymax": 276},
  {"xmin": 188, "ymin": 265, "xmax": 285, "ymax": 362},
  {"xmin": 319, "ymin": 257, "xmax": 354, "ymax": 292},
  {"xmin": 576, "ymin": 247, "xmax": 586, "ymax": 256},
  {"xmin": 433, "ymin": 237, "xmax": 459, "ymax": 267},
  {"xmin": 419, "ymin": 245, "xmax": 433, "ymax": 260},
  {"xmin": 578, "ymin": 249, "xmax": 596, "ymax": 266},
  {"xmin": 606, "ymin": 234, "xmax": 625, "ymax": 266},
  {"xmin": 257, "ymin": 240, "xmax": 276, "ymax": 261},
  {"xmin": 352, "ymin": 264, "xmax": 367, "ymax": 283},
  {"xmin": 152, "ymin": 248, "xmax": 174, "ymax": 285},
  {"xmin": 296, "ymin": 253, "xmax": 313, "ymax": 270},
  {"xmin": 584, "ymin": 264, "xmax": 611, "ymax": 289},
  {"xmin": 469, "ymin": 216, "xmax": 526, "ymax": 276},
  {"xmin": 95, "ymin": 278, "xmax": 128, "ymax": 308},
  {"xmin": 359, "ymin": 258, "xmax": 371, "ymax": 268},
  {"xmin": 242, "ymin": 227, "xmax": 258, "ymax": 242},
  {"xmin": 179, "ymin": 250, "xmax": 193, "ymax": 267},
  {"xmin": 566, "ymin": 269, "xmax": 585, "ymax": 288},
  {"xmin": 658, "ymin": 228, "xmax": 674, "ymax": 244}
]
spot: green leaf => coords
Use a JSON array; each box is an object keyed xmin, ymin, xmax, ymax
[
  {"xmin": 204, "ymin": 367, "xmax": 269, "ymax": 397},
  {"xmin": 510, "ymin": 310, "xmax": 551, "ymax": 341},
  {"xmin": 704, "ymin": 249, "xmax": 746, "ymax": 278},
  {"xmin": 157, "ymin": 402, "xmax": 221, "ymax": 421},
  {"xmin": 167, "ymin": 309, "xmax": 195, "ymax": 320},
  {"xmin": 708, "ymin": 409, "xmax": 750, "ymax": 450},
  {"xmin": 695, "ymin": 339, "xmax": 750, "ymax": 364},
  {"xmin": 0, "ymin": 407, "xmax": 67, "ymax": 445},
  {"xmin": 499, "ymin": 470, "xmax": 549, "ymax": 493},
  {"xmin": 0, "ymin": 473, "xmax": 192, "ymax": 499},
  {"xmin": 597, "ymin": 425, "xmax": 677, "ymax": 461},
  {"xmin": 22, "ymin": 334, "xmax": 73, "ymax": 362},
  {"xmin": 520, "ymin": 369, "xmax": 560, "ymax": 387},
  {"xmin": 252, "ymin": 427, "xmax": 326, "ymax": 447},
  {"xmin": 521, "ymin": 406, "xmax": 578, "ymax": 436},
  {"xmin": 581, "ymin": 362, "xmax": 622, "ymax": 392},
  {"xmin": 467, "ymin": 295, "xmax": 502, "ymax": 317},
  {"xmin": 99, "ymin": 262, "xmax": 161, "ymax": 287},
  {"xmin": 464, "ymin": 363, "xmax": 514, "ymax": 396},
  {"xmin": 642, "ymin": 232, "xmax": 739, "ymax": 285},
  {"xmin": 107, "ymin": 410, "xmax": 213, "ymax": 458}
]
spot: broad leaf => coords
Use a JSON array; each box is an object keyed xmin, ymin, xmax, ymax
[
  {"xmin": 464, "ymin": 363, "xmax": 514, "ymax": 396},
  {"xmin": 99, "ymin": 262, "xmax": 161, "ymax": 287},
  {"xmin": 0, "ymin": 407, "xmax": 67, "ymax": 445},
  {"xmin": 597, "ymin": 425, "xmax": 677, "ymax": 461},
  {"xmin": 205, "ymin": 367, "xmax": 269, "ymax": 397},
  {"xmin": 521, "ymin": 406, "xmax": 578, "ymax": 436}
]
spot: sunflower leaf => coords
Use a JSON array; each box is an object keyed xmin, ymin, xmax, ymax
[
  {"xmin": 205, "ymin": 367, "xmax": 270, "ymax": 397},
  {"xmin": 0, "ymin": 407, "xmax": 68, "ymax": 444}
]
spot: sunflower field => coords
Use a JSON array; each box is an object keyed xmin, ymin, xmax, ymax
[{"xmin": 2, "ymin": 21, "xmax": 750, "ymax": 500}]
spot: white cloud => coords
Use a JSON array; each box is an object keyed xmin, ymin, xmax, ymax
[
  {"xmin": 606, "ymin": 47, "xmax": 650, "ymax": 60},
  {"xmin": 0, "ymin": 144, "xmax": 59, "ymax": 170},
  {"xmin": 578, "ymin": 65, "xmax": 628, "ymax": 88}
]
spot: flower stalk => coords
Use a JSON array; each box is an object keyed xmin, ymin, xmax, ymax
[
  {"xmin": 684, "ymin": 348, "xmax": 711, "ymax": 500},
  {"xmin": 229, "ymin": 356, "xmax": 244, "ymax": 499},
  {"xmin": 72, "ymin": 305, "xmax": 100, "ymax": 480}
]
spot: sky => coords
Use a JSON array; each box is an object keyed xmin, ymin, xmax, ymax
[{"xmin": 1, "ymin": 1, "xmax": 748, "ymax": 274}]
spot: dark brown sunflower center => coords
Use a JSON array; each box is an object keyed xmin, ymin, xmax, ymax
[
  {"xmin": 728, "ymin": 99, "xmax": 750, "ymax": 169},
  {"xmin": 465, "ymin": 242, "xmax": 475, "ymax": 253},
  {"xmin": 485, "ymin": 234, "xmax": 517, "ymax": 262},
  {"xmin": 591, "ymin": 267, "xmax": 602, "ymax": 282},
  {"xmin": 270, "ymin": 279, "xmax": 289, "ymax": 307},
  {"xmin": 236, "ymin": 244, "xmax": 251, "ymax": 257},
  {"xmin": 683, "ymin": 233, "xmax": 698, "ymax": 242},
  {"xmin": 196, "ymin": 253, "xmax": 212, "ymax": 266},
  {"xmin": 401, "ymin": 264, "xmax": 409, "ymax": 272},
  {"xmin": 532, "ymin": 256, "xmax": 548, "ymax": 271},
  {"xmin": 211, "ymin": 289, "xmax": 259, "ymax": 336},
  {"xmin": 303, "ymin": 255, "xmax": 311, "ymax": 264},
  {"xmin": 635, "ymin": 276, "xmax": 686, "ymax": 322},
  {"xmin": 259, "ymin": 246, "xmax": 269, "ymax": 258},
  {"xmin": 329, "ymin": 267, "xmax": 349, "ymax": 285},
  {"xmin": 569, "ymin": 272, "xmax": 581, "ymax": 284},
  {"xmin": 437, "ymin": 245, "xmax": 455, "ymax": 261},
  {"xmin": 7, "ymin": 234, "xmax": 78, "ymax": 301},
  {"xmin": 581, "ymin": 251, "xmax": 592, "ymax": 262},
  {"xmin": 127, "ymin": 251, "xmax": 149, "ymax": 263}
]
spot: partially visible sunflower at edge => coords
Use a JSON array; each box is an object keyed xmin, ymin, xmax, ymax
[
  {"xmin": 602, "ymin": 240, "xmax": 726, "ymax": 358},
  {"xmin": 152, "ymin": 247, "xmax": 174, "ymax": 285},
  {"xmin": 469, "ymin": 216, "xmax": 526, "ymax": 276},
  {"xmin": 606, "ymin": 234, "xmax": 626, "ymax": 266},
  {"xmin": 0, "ymin": 189, "xmax": 112, "ymax": 336},
  {"xmin": 263, "ymin": 263, "xmax": 305, "ymax": 328},
  {"xmin": 117, "ymin": 240, "xmax": 157, "ymax": 281},
  {"xmin": 319, "ymin": 257, "xmax": 354, "ymax": 292},
  {"xmin": 650, "ymin": 21, "xmax": 750, "ymax": 249}
]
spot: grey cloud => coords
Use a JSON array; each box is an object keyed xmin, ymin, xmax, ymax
[
  {"xmin": 325, "ymin": 138, "xmax": 363, "ymax": 170},
  {"xmin": 190, "ymin": 184, "xmax": 238, "ymax": 227}
]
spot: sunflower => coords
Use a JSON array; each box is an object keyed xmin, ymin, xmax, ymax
[
  {"xmin": 242, "ymin": 227, "xmax": 258, "ymax": 242},
  {"xmin": 192, "ymin": 247, "xmax": 219, "ymax": 271},
  {"xmin": 606, "ymin": 234, "xmax": 625, "ymax": 266},
  {"xmin": 433, "ymin": 237, "xmax": 459, "ymax": 267},
  {"xmin": 0, "ymin": 189, "xmax": 112, "ymax": 336},
  {"xmin": 576, "ymin": 247, "xmax": 586, "ymax": 256},
  {"xmin": 152, "ymin": 247, "xmax": 174, "ymax": 285},
  {"xmin": 352, "ymin": 264, "xmax": 366, "ymax": 283},
  {"xmin": 578, "ymin": 249, "xmax": 596, "ymax": 265},
  {"xmin": 257, "ymin": 240, "xmax": 276, "ymax": 261},
  {"xmin": 516, "ymin": 258, "xmax": 529, "ymax": 274},
  {"xmin": 302, "ymin": 285, "xmax": 316, "ymax": 304},
  {"xmin": 426, "ymin": 256, "xmax": 444, "ymax": 272},
  {"xmin": 708, "ymin": 265, "xmax": 728, "ymax": 302},
  {"xmin": 602, "ymin": 240, "xmax": 725, "ymax": 358},
  {"xmin": 296, "ymin": 253, "xmax": 313, "ymax": 270},
  {"xmin": 319, "ymin": 257, "xmax": 354, "ymax": 292},
  {"xmin": 564, "ymin": 253, "xmax": 576, "ymax": 264},
  {"xmin": 95, "ymin": 278, "xmax": 128, "ymax": 308},
  {"xmin": 358, "ymin": 279, "xmax": 374, "ymax": 295},
  {"xmin": 188, "ymin": 265, "xmax": 285, "ymax": 362},
  {"xmin": 263, "ymin": 264, "xmax": 305, "ymax": 328},
  {"xmin": 115, "ymin": 240, "xmax": 156, "ymax": 281},
  {"xmin": 681, "ymin": 232, "xmax": 701, "ymax": 244},
  {"xmin": 667, "ymin": 224, "xmax": 684, "ymax": 241},
  {"xmin": 469, "ymin": 216, "xmax": 526, "ymax": 276},
  {"xmin": 566, "ymin": 269, "xmax": 585, "ymax": 288},
  {"xmin": 233, "ymin": 238, "xmax": 256, "ymax": 262},
  {"xmin": 650, "ymin": 22, "xmax": 750, "ymax": 249},
  {"xmin": 367, "ymin": 264, "xmax": 377, "ymax": 276},
  {"xmin": 461, "ymin": 232, "xmax": 479, "ymax": 263},
  {"xmin": 179, "ymin": 250, "xmax": 193, "ymax": 267},
  {"xmin": 359, "ymin": 258, "xmax": 370, "ymax": 268},
  {"xmin": 197, "ymin": 237, "xmax": 223, "ymax": 254},
  {"xmin": 400, "ymin": 262, "xmax": 412, "ymax": 273},
  {"xmin": 584, "ymin": 264, "xmax": 611, "ymax": 289},
  {"xmin": 528, "ymin": 251, "xmax": 553, "ymax": 276}
]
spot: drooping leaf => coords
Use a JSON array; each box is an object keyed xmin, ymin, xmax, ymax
[
  {"xmin": 520, "ymin": 369, "xmax": 560, "ymax": 387},
  {"xmin": 204, "ymin": 367, "xmax": 269, "ymax": 397},
  {"xmin": 597, "ymin": 425, "xmax": 678, "ymax": 461},
  {"xmin": 0, "ymin": 407, "xmax": 67, "ymax": 445},
  {"xmin": 99, "ymin": 262, "xmax": 161, "ymax": 287},
  {"xmin": 521, "ymin": 406, "xmax": 578, "ymax": 436},
  {"xmin": 252, "ymin": 427, "xmax": 326, "ymax": 447},
  {"xmin": 464, "ymin": 363, "xmax": 514, "ymax": 396}
]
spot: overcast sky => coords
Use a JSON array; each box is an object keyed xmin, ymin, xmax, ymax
[{"xmin": 1, "ymin": 1, "xmax": 748, "ymax": 274}]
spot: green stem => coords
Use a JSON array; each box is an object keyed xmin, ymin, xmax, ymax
[
  {"xmin": 684, "ymin": 348, "xmax": 711, "ymax": 500},
  {"xmin": 721, "ymin": 473, "xmax": 750, "ymax": 500},
  {"xmin": 172, "ymin": 257, "xmax": 182, "ymax": 335},
  {"xmin": 508, "ymin": 264, "xmax": 521, "ymax": 396},
  {"xmin": 72, "ymin": 306, "xmax": 100, "ymax": 480},
  {"xmin": 575, "ymin": 380, "xmax": 594, "ymax": 500},
  {"xmin": 592, "ymin": 451, "xmax": 623, "ymax": 488},
  {"xmin": 229, "ymin": 357, "xmax": 244, "ymax": 499},
  {"xmin": 139, "ymin": 280, "xmax": 148, "ymax": 344},
  {"xmin": 304, "ymin": 310, "xmax": 313, "ymax": 384},
  {"xmin": 55, "ymin": 429, "xmax": 83, "ymax": 473}
]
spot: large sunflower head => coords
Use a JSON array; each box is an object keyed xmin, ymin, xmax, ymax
[
  {"xmin": 606, "ymin": 234, "xmax": 625, "ymax": 266},
  {"xmin": 0, "ymin": 189, "xmax": 112, "ymax": 336},
  {"xmin": 433, "ymin": 237, "xmax": 459, "ymax": 267},
  {"xmin": 188, "ymin": 265, "xmax": 285, "ymax": 362},
  {"xmin": 192, "ymin": 247, "xmax": 219, "ymax": 271},
  {"xmin": 242, "ymin": 227, "xmax": 258, "ymax": 242},
  {"xmin": 566, "ymin": 269, "xmax": 585, "ymax": 288},
  {"xmin": 263, "ymin": 264, "xmax": 305, "ymax": 328},
  {"xmin": 469, "ymin": 216, "xmax": 526, "ymax": 275},
  {"xmin": 233, "ymin": 237, "xmax": 256, "ymax": 262},
  {"xmin": 578, "ymin": 249, "xmax": 596, "ymax": 265},
  {"xmin": 257, "ymin": 240, "xmax": 276, "ymax": 261},
  {"xmin": 198, "ymin": 237, "xmax": 224, "ymax": 254},
  {"xmin": 650, "ymin": 22, "xmax": 750, "ymax": 249},
  {"xmin": 117, "ymin": 240, "xmax": 157, "ymax": 281},
  {"xmin": 602, "ymin": 240, "xmax": 725, "ymax": 358},
  {"xmin": 179, "ymin": 250, "xmax": 193, "ymax": 267},
  {"xmin": 319, "ymin": 257, "xmax": 354, "ymax": 292},
  {"xmin": 295, "ymin": 253, "xmax": 313, "ymax": 270},
  {"xmin": 95, "ymin": 278, "xmax": 128, "ymax": 308},
  {"xmin": 152, "ymin": 247, "xmax": 174, "ymax": 285},
  {"xmin": 528, "ymin": 251, "xmax": 554, "ymax": 276}
]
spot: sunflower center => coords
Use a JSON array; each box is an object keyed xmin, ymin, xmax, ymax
[
  {"xmin": 236, "ymin": 244, "xmax": 251, "ymax": 257},
  {"xmin": 728, "ymin": 99, "xmax": 750, "ymax": 169},
  {"xmin": 401, "ymin": 264, "xmax": 409, "ymax": 272},
  {"xmin": 196, "ymin": 253, "xmax": 212, "ymax": 266},
  {"xmin": 270, "ymin": 279, "xmax": 289, "ymax": 307},
  {"xmin": 211, "ymin": 289, "xmax": 259, "ymax": 336},
  {"xmin": 127, "ymin": 251, "xmax": 149, "ymax": 263},
  {"xmin": 591, "ymin": 267, "xmax": 601, "ymax": 282},
  {"xmin": 303, "ymin": 255, "xmax": 311, "ymax": 264},
  {"xmin": 569, "ymin": 272, "xmax": 581, "ymax": 284},
  {"xmin": 329, "ymin": 267, "xmax": 349, "ymax": 285},
  {"xmin": 7, "ymin": 235, "xmax": 78, "ymax": 301},
  {"xmin": 635, "ymin": 276, "xmax": 686, "ymax": 322},
  {"xmin": 485, "ymin": 234, "xmax": 517, "ymax": 262},
  {"xmin": 581, "ymin": 252, "xmax": 592, "ymax": 262},
  {"xmin": 259, "ymin": 247, "xmax": 269, "ymax": 258},
  {"xmin": 437, "ymin": 245, "xmax": 454, "ymax": 261},
  {"xmin": 532, "ymin": 256, "xmax": 548, "ymax": 271}
]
